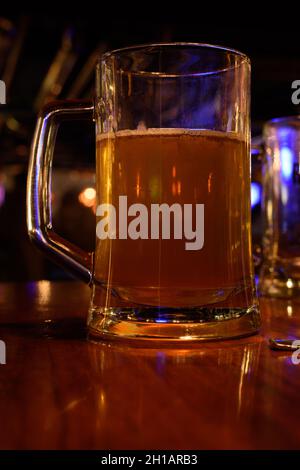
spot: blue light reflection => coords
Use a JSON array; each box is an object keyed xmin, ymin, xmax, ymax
[
  {"xmin": 251, "ymin": 182, "xmax": 261, "ymax": 208},
  {"xmin": 281, "ymin": 146, "xmax": 294, "ymax": 181}
]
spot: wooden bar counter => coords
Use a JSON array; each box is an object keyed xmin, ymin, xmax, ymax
[{"xmin": 0, "ymin": 281, "xmax": 299, "ymax": 449}]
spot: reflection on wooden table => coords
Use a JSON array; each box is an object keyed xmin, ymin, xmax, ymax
[{"xmin": 0, "ymin": 281, "xmax": 299, "ymax": 449}]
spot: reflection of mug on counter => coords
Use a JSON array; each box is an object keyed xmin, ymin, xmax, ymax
[{"xmin": 27, "ymin": 43, "xmax": 260, "ymax": 342}]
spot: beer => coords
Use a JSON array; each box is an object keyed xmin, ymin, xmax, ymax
[{"xmin": 94, "ymin": 129, "xmax": 254, "ymax": 308}]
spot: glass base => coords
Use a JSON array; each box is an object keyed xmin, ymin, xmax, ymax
[
  {"xmin": 259, "ymin": 277, "xmax": 300, "ymax": 298},
  {"xmin": 87, "ymin": 305, "xmax": 260, "ymax": 343},
  {"xmin": 259, "ymin": 261, "xmax": 300, "ymax": 298}
]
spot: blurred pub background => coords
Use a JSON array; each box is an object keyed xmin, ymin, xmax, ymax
[{"xmin": 0, "ymin": 14, "xmax": 300, "ymax": 281}]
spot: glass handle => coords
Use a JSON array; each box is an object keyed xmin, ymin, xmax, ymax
[{"xmin": 27, "ymin": 100, "xmax": 94, "ymax": 283}]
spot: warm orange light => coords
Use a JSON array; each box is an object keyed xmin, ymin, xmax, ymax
[
  {"xmin": 136, "ymin": 173, "xmax": 141, "ymax": 197},
  {"xmin": 177, "ymin": 181, "xmax": 181, "ymax": 195},
  {"xmin": 78, "ymin": 187, "xmax": 96, "ymax": 208},
  {"xmin": 172, "ymin": 182, "xmax": 176, "ymax": 196},
  {"xmin": 208, "ymin": 172, "xmax": 213, "ymax": 193}
]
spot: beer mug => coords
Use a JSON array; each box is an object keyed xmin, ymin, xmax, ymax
[
  {"xmin": 27, "ymin": 43, "xmax": 260, "ymax": 342},
  {"xmin": 259, "ymin": 116, "xmax": 300, "ymax": 297}
]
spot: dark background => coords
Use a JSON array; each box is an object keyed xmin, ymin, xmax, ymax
[
  {"xmin": 7, "ymin": 16, "xmax": 300, "ymax": 123},
  {"xmin": 0, "ymin": 14, "xmax": 299, "ymax": 281}
]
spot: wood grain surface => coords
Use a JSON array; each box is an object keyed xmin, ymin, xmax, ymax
[{"xmin": 0, "ymin": 281, "xmax": 299, "ymax": 449}]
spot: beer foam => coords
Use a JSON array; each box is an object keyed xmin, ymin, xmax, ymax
[{"xmin": 97, "ymin": 128, "xmax": 245, "ymax": 142}]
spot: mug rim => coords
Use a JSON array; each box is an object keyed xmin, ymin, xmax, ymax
[
  {"xmin": 264, "ymin": 115, "xmax": 300, "ymax": 135},
  {"xmin": 99, "ymin": 42, "xmax": 250, "ymax": 77},
  {"xmin": 265, "ymin": 115, "xmax": 300, "ymax": 126}
]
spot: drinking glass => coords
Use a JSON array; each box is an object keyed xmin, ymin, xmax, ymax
[
  {"xmin": 27, "ymin": 43, "xmax": 260, "ymax": 341},
  {"xmin": 259, "ymin": 116, "xmax": 300, "ymax": 297}
]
